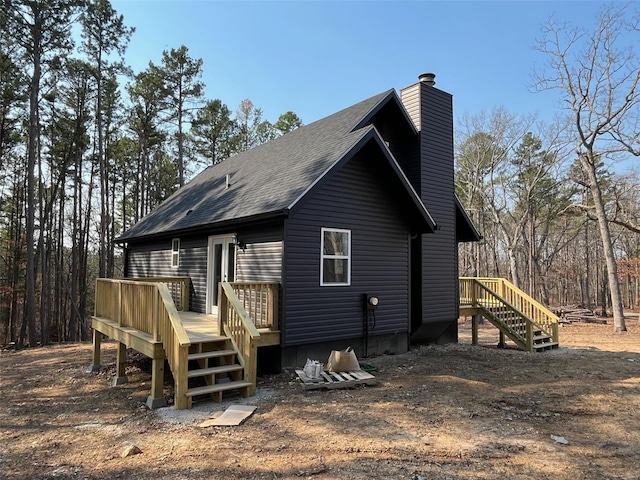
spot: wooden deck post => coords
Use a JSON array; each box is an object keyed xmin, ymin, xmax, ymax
[
  {"xmin": 243, "ymin": 335, "xmax": 257, "ymax": 397},
  {"xmin": 152, "ymin": 289, "xmax": 160, "ymax": 342},
  {"xmin": 218, "ymin": 283, "xmax": 227, "ymax": 332},
  {"xmin": 181, "ymin": 278, "xmax": 190, "ymax": 312},
  {"xmin": 471, "ymin": 279, "xmax": 478, "ymax": 309},
  {"xmin": 174, "ymin": 345, "xmax": 190, "ymax": 409},
  {"xmin": 526, "ymin": 321, "xmax": 534, "ymax": 353},
  {"xmin": 146, "ymin": 357, "xmax": 167, "ymax": 409},
  {"xmin": 497, "ymin": 331, "xmax": 506, "ymax": 349},
  {"xmin": 117, "ymin": 281, "xmax": 122, "ymax": 326},
  {"xmin": 270, "ymin": 283, "xmax": 279, "ymax": 330},
  {"xmin": 551, "ymin": 322, "xmax": 559, "ymax": 344},
  {"xmin": 113, "ymin": 342, "xmax": 128, "ymax": 386},
  {"xmin": 87, "ymin": 329, "xmax": 102, "ymax": 372},
  {"xmin": 471, "ymin": 315, "xmax": 478, "ymax": 346}
]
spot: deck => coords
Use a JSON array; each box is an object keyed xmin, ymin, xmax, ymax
[
  {"xmin": 178, "ymin": 311, "xmax": 280, "ymax": 347},
  {"xmin": 91, "ymin": 311, "xmax": 253, "ymax": 354},
  {"xmin": 90, "ymin": 278, "xmax": 280, "ymax": 409}
]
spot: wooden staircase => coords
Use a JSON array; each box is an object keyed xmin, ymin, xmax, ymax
[
  {"xmin": 483, "ymin": 305, "xmax": 558, "ymax": 352},
  {"xmin": 186, "ymin": 338, "xmax": 253, "ymax": 403},
  {"xmin": 460, "ymin": 277, "xmax": 560, "ymax": 353}
]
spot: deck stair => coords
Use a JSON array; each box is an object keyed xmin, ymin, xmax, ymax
[
  {"xmin": 185, "ymin": 339, "xmax": 252, "ymax": 403},
  {"xmin": 459, "ymin": 277, "xmax": 560, "ymax": 353}
]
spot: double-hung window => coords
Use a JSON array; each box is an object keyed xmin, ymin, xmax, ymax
[
  {"xmin": 320, "ymin": 228, "xmax": 351, "ymax": 286},
  {"xmin": 171, "ymin": 238, "xmax": 180, "ymax": 268}
]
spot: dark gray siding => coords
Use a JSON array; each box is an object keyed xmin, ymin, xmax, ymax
[
  {"xmin": 395, "ymin": 139, "xmax": 421, "ymax": 196},
  {"xmin": 419, "ymin": 86, "xmax": 458, "ymax": 327},
  {"xmin": 236, "ymin": 223, "xmax": 284, "ymax": 282},
  {"xmin": 368, "ymin": 102, "xmax": 421, "ymax": 194},
  {"xmin": 127, "ymin": 236, "xmax": 208, "ymax": 313},
  {"xmin": 283, "ymin": 146, "xmax": 412, "ymax": 347},
  {"xmin": 126, "ymin": 223, "xmax": 285, "ymax": 313},
  {"xmin": 236, "ymin": 241, "xmax": 282, "ymax": 282}
]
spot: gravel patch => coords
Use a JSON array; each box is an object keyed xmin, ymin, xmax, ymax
[
  {"xmin": 544, "ymin": 347, "xmax": 589, "ymax": 355},
  {"xmin": 154, "ymin": 388, "xmax": 279, "ymax": 425}
]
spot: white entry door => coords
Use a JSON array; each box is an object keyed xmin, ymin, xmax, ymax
[{"xmin": 207, "ymin": 235, "xmax": 236, "ymax": 315}]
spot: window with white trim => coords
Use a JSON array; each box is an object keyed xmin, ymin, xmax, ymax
[
  {"xmin": 320, "ymin": 228, "xmax": 351, "ymax": 286},
  {"xmin": 171, "ymin": 238, "xmax": 180, "ymax": 268}
]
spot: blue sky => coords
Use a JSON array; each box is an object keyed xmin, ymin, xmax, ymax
[{"xmin": 111, "ymin": 0, "xmax": 611, "ymax": 126}]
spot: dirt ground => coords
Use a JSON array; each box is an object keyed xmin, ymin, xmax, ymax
[{"xmin": 1, "ymin": 319, "xmax": 640, "ymax": 480}]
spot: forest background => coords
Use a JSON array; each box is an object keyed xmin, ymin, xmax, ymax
[{"xmin": 1, "ymin": 1, "xmax": 639, "ymax": 347}]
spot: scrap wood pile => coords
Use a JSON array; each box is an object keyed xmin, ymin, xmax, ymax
[{"xmin": 556, "ymin": 306, "xmax": 607, "ymax": 324}]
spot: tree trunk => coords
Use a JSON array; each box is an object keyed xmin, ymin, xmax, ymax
[
  {"xmin": 583, "ymin": 157, "xmax": 626, "ymax": 332},
  {"xmin": 528, "ymin": 211, "xmax": 536, "ymax": 297},
  {"xmin": 22, "ymin": 40, "xmax": 41, "ymax": 349},
  {"xmin": 582, "ymin": 218, "xmax": 591, "ymax": 309},
  {"xmin": 506, "ymin": 242, "xmax": 520, "ymax": 288}
]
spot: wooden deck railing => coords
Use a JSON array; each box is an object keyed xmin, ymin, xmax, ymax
[
  {"xmin": 94, "ymin": 279, "xmax": 192, "ymax": 408},
  {"xmin": 218, "ymin": 282, "xmax": 260, "ymax": 396},
  {"xmin": 229, "ymin": 282, "xmax": 279, "ymax": 329},
  {"xmin": 459, "ymin": 277, "xmax": 559, "ymax": 350},
  {"xmin": 125, "ymin": 276, "xmax": 190, "ymax": 311}
]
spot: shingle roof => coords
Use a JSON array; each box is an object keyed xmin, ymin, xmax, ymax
[{"xmin": 118, "ymin": 89, "xmax": 432, "ymax": 242}]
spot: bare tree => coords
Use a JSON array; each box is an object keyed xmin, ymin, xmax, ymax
[
  {"xmin": 533, "ymin": 5, "xmax": 640, "ymax": 332},
  {"xmin": 236, "ymin": 99, "xmax": 262, "ymax": 151},
  {"xmin": 456, "ymin": 108, "xmax": 536, "ymax": 287}
]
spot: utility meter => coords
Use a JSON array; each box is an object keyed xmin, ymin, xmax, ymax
[{"xmin": 366, "ymin": 294, "xmax": 379, "ymax": 311}]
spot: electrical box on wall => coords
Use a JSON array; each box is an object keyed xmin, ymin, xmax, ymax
[{"xmin": 365, "ymin": 293, "xmax": 379, "ymax": 311}]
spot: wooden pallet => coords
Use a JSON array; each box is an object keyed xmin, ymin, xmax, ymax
[{"xmin": 295, "ymin": 369, "xmax": 377, "ymax": 390}]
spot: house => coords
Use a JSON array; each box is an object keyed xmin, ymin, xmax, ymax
[{"xmin": 116, "ymin": 73, "xmax": 480, "ymax": 370}]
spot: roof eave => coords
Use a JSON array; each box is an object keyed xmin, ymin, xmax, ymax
[{"xmin": 455, "ymin": 195, "xmax": 482, "ymax": 242}]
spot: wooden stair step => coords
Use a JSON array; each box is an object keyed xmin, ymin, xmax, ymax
[
  {"xmin": 533, "ymin": 341, "xmax": 559, "ymax": 350},
  {"xmin": 533, "ymin": 334, "xmax": 552, "ymax": 341},
  {"xmin": 188, "ymin": 364, "xmax": 243, "ymax": 378},
  {"xmin": 188, "ymin": 349, "xmax": 237, "ymax": 361},
  {"xmin": 189, "ymin": 335, "xmax": 229, "ymax": 343},
  {"xmin": 533, "ymin": 337, "xmax": 552, "ymax": 342},
  {"xmin": 186, "ymin": 380, "xmax": 253, "ymax": 397}
]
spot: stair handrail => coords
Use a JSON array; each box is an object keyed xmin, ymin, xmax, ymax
[
  {"xmin": 471, "ymin": 277, "xmax": 559, "ymax": 328},
  {"xmin": 154, "ymin": 282, "xmax": 192, "ymax": 409},
  {"xmin": 218, "ymin": 282, "xmax": 260, "ymax": 396},
  {"xmin": 471, "ymin": 280, "xmax": 530, "ymax": 347}
]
